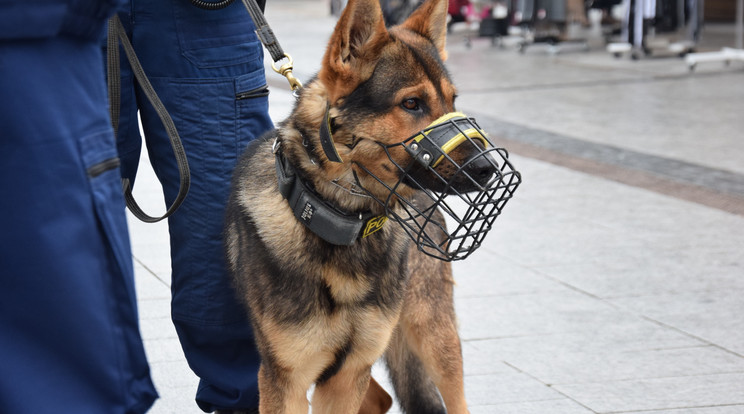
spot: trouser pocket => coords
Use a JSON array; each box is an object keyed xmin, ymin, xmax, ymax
[
  {"xmin": 79, "ymin": 130, "xmax": 134, "ymax": 294},
  {"xmin": 235, "ymin": 84, "xmax": 269, "ymax": 101}
]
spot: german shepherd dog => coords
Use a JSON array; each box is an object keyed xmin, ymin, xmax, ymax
[{"xmin": 225, "ymin": 0, "xmax": 514, "ymax": 412}]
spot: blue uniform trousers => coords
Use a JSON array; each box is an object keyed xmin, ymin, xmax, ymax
[
  {"xmin": 112, "ymin": 1, "xmax": 273, "ymax": 411},
  {"xmin": 0, "ymin": 37, "xmax": 158, "ymax": 413}
]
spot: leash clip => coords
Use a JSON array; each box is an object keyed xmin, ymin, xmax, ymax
[{"xmin": 271, "ymin": 53, "xmax": 303, "ymax": 92}]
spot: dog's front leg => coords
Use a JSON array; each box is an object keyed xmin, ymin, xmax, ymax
[
  {"xmin": 257, "ymin": 364, "xmax": 310, "ymax": 414},
  {"xmin": 311, "ymin": 364, "xmax": 372, "ymax": 414}
]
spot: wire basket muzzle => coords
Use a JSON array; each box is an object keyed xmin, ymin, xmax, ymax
[{"xmin": 356, "ymin": 114, "xmax": 522, "ymax": 261}]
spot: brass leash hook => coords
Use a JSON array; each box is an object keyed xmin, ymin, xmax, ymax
[{"xmin": 271, "ymin": 53, "xmax": 302, "ymax": 92}]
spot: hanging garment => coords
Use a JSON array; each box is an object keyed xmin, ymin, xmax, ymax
[{"xmin": 622, "ymin": 0, "xmax": 657, "ymax": 47}]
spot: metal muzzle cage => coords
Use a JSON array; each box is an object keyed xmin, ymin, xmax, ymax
[{"xmin": 355, "ymin": 113, "xmax": 522, "ymax": 261}]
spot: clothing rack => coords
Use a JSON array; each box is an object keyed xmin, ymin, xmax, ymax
[
  {"xmin": 513, "ymin": 0, "xmax": 590, "ymax": 54},
  {"xmin": 607, "ymin": 0, "xmax": 702, "ymax": 59},
  {"xmin": 448, "ymin": 0, "xmax": 512, "ymax": 48},
  {"xmin": 685, "ymin": 0, "xmax": 744, "ymax": 71}
]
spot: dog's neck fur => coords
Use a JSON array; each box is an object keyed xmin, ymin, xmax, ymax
[{"xmin": 278, "ymin": 81, "xmax": 383, "ymax": 217}]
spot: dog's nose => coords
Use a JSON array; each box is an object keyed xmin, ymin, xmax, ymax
[{"xmin": 463, "ymin": 152, "xmax": 498, "ymax": 188}]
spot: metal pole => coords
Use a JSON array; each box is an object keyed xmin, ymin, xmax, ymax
[{"xmin": 737, "ymin": 0, "xmax": 743, "ymax": 49}]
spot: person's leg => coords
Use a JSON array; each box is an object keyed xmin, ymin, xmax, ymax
[
  {"xmin": 0, "ymin": 37, "xmax": 157, "ymax": 414},
  {"xmin": 120, "ymin": 1, "xmax": 273, "ymax": 410}
]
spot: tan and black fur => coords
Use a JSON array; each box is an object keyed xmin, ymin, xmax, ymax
[{"xmin": 224, "ymin": 0, "xmax": 479, "ymax": 412}]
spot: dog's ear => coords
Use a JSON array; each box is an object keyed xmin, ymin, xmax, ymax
[
  {"xmin": 320, "ymin": 0, "xmax": 389, "ymax": 102},
  {"xmin": 400, "ymin": 0, "xmax": 449, "ymax": 61}
]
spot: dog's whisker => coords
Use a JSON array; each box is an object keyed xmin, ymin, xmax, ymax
[{"xmin": 329, "ymin": 178, "xmax": 371, "ymax": 198}]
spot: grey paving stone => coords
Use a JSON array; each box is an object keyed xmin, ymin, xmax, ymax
[
  {"xmin": 463, "ymin": 341, "xmax": 523, "ymax": 376},
  {"xmin": 467, "ymin": 322, "xmax": 701, "ymax": 358},
  {"xmin": 455, "ymin": 288, "xmax": 640, "ymax": 341},
  {"xmin": 533, "ymin": 257, "xmax": 744, "ymax": 300},
  {"xmin": 479, "ymin": 115, "xmax": 744, "ymax": 201},
  {"xmin": 630, "ymin": 405, "xmax": 744, "ymax": 414},
  {"xmin": 133, "ymin": 265, "xmax": 170, "ymax": 300},
  {"xmin": 373, "ymin": 356, "xmax": 555, "ymax": 412},
  {"xmin": 452, "ymin": 252, "xmax": 566, "ymax": 299},
  {"xmin": 465, "ymin": 372, "xmax": 566, "ymax": 406},
  {"xmin": 148, "ymin": 386, "xmax": 202, "ymax": 414},
  {"xmin": 143, "ymin": 337, "xmax": 186, "ymax": 364},
  {"xmin": 505, "ymin": 345, "xmax": 744, "ymax": 385},
  {"xmin": 468, "ymin": 399, "xmax": 594, "ymax": 414},
  {"xmin": 531, "ymin": 240, "xmax": 744, "ymax": 298},
  {"xmin": 471, "ymin": 182, "xmax": 661, "ymax": 269},
  {"xmin": 497, "ymin": 157, "xmax": 744, "ymax": 245},
  {"xmin": 139, "ymin": 316, "xmax": 179, "ymax": 341},
  {"xmin": 472, "ymin": 157, "xmax": 744, "ymax": 304},
  {"xmin": 554, "ymin": 373, "xmax": 744, "ymax": 413},
  {"xmin": 613, "ymin": 289, "xmax": 744, "ymax": 356},
  {"xmin": 456, "ymin": 71, "xmax": 744, "ymax": 176},
  {"xmin": 136, "ymin": 297, "xmax": 171, "ymax": 320},
  {"xmin": 476, "ymin": 219, "xmax": 636, "ymax": 268},
  {"xmin": 149, "ymin": 360, "xmax": 200, "ymax": 390},
  {"xmin": 130, "ymin": 229, "xmax": 173, "ymax": 285}
]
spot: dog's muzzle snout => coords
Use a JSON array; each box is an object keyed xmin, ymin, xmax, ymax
[{"xmin": 356, "ymin": 112, "xmax": 522, "ymax": 261}]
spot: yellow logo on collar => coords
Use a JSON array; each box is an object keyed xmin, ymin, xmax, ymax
[{"xmin": 362, "ymin": 216, "xmax": 388, "ymax": 238}]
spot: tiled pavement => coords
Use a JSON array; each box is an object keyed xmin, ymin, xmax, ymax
[{"xmin": 129, "ymin": 1, "xmax": 744, "ymax": 412}]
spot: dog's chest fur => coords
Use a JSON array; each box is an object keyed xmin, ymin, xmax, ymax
[
  {"xmin": 228, "ymin": 136, "xmax": 411, "ymax": 326},
  {"xmin": 225, "ymin": 136, "xmax": 415, "ymax": 378}
]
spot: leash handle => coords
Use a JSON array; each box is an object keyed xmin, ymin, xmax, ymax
[
  {"xmin": 240, "ymin": 0, "xmax": 303, "ymax": 91},
  {"xmin": 107, "ymin": 15, "xmax": 191, "ymax": 223}
]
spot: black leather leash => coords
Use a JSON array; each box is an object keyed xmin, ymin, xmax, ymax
[
  {"xmin": 240, "ymin": 0, "xmax": 303, "ymax": 92},
  {"xmin": 106, "ymin": 0, "xmax": 300, "ymax": 223},
  {"xmin": 107, "ymin": 14, "xmax": 190, "ymax": 223}
]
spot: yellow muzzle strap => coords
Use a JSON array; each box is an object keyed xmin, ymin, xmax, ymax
[{"xmin": 407, "ymin": 112, "xmax": 489, "ymax": 167}]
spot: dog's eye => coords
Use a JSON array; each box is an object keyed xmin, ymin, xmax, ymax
[{"xmin": 401, "ymin": 98, "xmax": 420, "ymax": 111}]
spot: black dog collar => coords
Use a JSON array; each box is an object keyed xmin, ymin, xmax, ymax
[
  {"xmin": 319, "ymin": 103, "xmax": 343, "ymax": 163},
  {"xmin": 274, "ymin": 140, "xmax": 387, "ymax": 245}
]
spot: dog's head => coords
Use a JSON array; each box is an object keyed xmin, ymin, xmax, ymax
[
  {"xmin": 318, "ymin": 0, "xmax": 470, "ymax": 193},
  {"xmin": 292, "ymin": 0, "xmax": 520, "ymax": 260}
]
